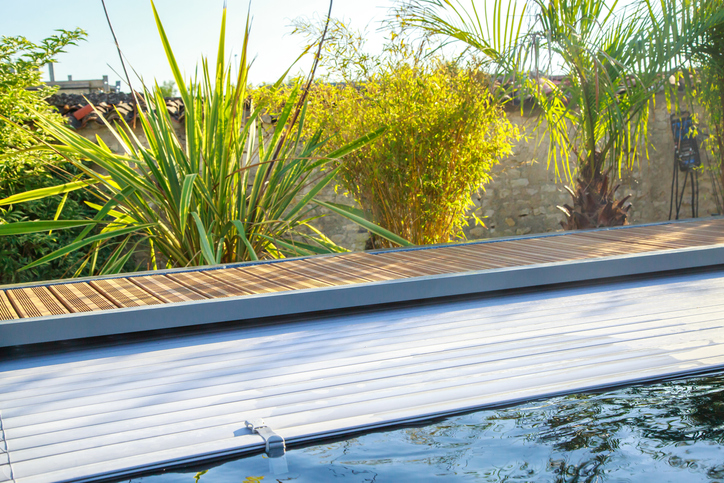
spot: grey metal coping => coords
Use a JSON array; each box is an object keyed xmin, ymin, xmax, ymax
[{"xmin": 2, "ymin": 240, "xmax": 723, "ymax": 348}]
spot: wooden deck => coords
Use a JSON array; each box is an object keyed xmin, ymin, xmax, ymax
[{"xmin": 2, "ymin": 218, "xmax": 724, "ymax": 325}]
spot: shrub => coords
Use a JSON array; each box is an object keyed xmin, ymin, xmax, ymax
[
  {"xmin": 292, "ymin": 21, "xmax": 519, "ymax": 246},
  {"xmin": 0, "ymin": 30, "xmax": 108, "ymax": 283}
]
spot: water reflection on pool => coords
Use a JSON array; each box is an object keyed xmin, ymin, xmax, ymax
[{"xmin": 131, "ymin": 371, "xmax": 724, "ymax": 482}]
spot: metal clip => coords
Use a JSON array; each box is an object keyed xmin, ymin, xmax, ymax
[{"xmin": 245, "ymin": 418, "xmax": 286, "ymax": 457}]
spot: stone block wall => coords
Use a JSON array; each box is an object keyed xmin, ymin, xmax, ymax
[{"xmin": 463, "ymin": 92, "xmax": 721, "ymax": 241}]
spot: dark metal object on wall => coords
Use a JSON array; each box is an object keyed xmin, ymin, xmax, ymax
[{"xmin": 669, "ymin": 112, "xmax": 701, "ymax": 220}]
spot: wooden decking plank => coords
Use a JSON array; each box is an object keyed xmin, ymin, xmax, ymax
[
  {"xmin": 411, "ymin": 241, "xmax": 562, "ymax": 269},
  {"xmin": 535, "ymin": 234, "xmax": 653, "ymax": 257},
  {"xmin": 275, "ymin": 258, "xmax": 386, "ymax": 286},
  {"xmin": 274, "ymin": 263, "xmax": 368, "ymax": 286},
  {"xmin": 591, "ymin": 222, "xmax": 724, "ymax": 245},
  {"xmin": 240, "ymin": 261, "xmax": 333, "ymax": 291},
  {"xmin": 0, "ymin": 291, "xmax": 18, "ymax": 321},
  {"xmin": 511, "ymin": 236, "xmax": 607, "ymax": 258},
  {"xmin": 5, "ymin": 287, "xmax": 69, "ymax": 318},
  {"xmin": 579, "ymin": 230, "xmax": 720, "ymax": 250},
  {"xmin": 302, "ymin": 257, "xmax": 399, "ymax": 283},
  {"xmin": 1, "ymin": 218, "xmax": 723, "ymax": 324},
  {"xmin": 89, "ymin": 278, "xmax": 164, "ymax": 308},
  {"xmin": 167, "ymin": 271, "xmax": 249, "ymax": 299},
  {"xmin": 203, "ymin": 268, "xmax": 288, "ymax": 295},
  {"xmin": 494, "ymin": 238, "xmax": 596, "ymax": 261},
  {"xmin": 452, "ymin": 246, "xmax": 552, "ymax": 268},
  {"xmin": 128, "ymin": 275, "xmax": 208, "ymax": 304},
  {"xmin": 48, "ymin": 283, "xmax": 118, "ymax": 313},
  {"xmin": 341, "ymin": 252, "xmax": 445, "ymax": 278},
  {"xmin": 448, "ymin": 243, "xmax": 562, "ymax": 266},
  {"xmin": 371, "ymin": 250, "xmax": 481, "ymax": 274}
]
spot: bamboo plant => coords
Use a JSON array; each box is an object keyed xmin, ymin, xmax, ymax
[{"xmin": 0, "ymin": 2, "xmax": 407, "ymax": 277}]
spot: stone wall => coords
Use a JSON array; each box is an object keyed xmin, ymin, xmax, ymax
[{"xmin": 462, "ymin": 92, "xmax": 721, "ymax": 240}]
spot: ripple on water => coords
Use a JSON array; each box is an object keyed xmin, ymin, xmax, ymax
[{"xmin": 130, "ymin": 371, "xmax": 724, "ymax": 482}]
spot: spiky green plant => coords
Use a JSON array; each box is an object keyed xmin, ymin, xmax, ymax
[{"xmin": 0, "ymin": 2, "xmax": 404, "ymax": 277}]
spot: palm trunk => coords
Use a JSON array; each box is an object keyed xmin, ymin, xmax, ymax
[{"xmin": 558, "ymin": 152, "xmax": 632, "ymax": 230}]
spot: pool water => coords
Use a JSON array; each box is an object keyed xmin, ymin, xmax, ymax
[{"xmin": 130, "ymin": 371, "xmax": 724, "ymax": 482}]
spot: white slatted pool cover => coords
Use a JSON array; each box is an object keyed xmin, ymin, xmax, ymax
[{"xmin": 1, "ymin": 269, "xmax": 724, "ymax": 482}]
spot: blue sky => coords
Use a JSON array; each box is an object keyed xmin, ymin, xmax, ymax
[{"xmin": 0, "ymin": 0, "xmax": 395, "ymax": 89}]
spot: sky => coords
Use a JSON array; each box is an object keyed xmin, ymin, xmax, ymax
[{"xmin": 0, "ymin": 0, "xmax": 396, "ymax": 90}]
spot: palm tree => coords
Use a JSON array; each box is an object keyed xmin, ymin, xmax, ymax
[
  {"xmin": 398, "ymin": 0, "xmax": 724, "ymax": 229},
  {"xmin": 685, "ymin": 0, "xmax": 724, "ymax": 213}
]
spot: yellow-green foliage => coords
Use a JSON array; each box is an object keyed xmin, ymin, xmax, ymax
[
  {"xmin": 261, "ymin": 21, "xmax": 519, "ymax": 247},
  {"xmin": 307, "ymin": 64, "xmax": 518, "ymax": 246}
]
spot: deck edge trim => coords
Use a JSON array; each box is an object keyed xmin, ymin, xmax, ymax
[{"xmin": 1, "ymin": 244, "xmax": 723, "ymax": 348}]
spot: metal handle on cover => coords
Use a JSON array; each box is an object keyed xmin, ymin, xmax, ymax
[{"xmin": 245, "ymin": 418, "xmax": 286, "ymax": 457}]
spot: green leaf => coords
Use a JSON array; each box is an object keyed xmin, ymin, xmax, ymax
[
  {"xmin": 285, "ymin": 166, "xmax": 339, "ymax": 221},
  {"xmin": 179, "ymin": 174, "xmax": 197, "ymax": 236},
  {"xmin": 49, "ymin": 192, "xmax": 69, "ymax": 235},
  {"xmin": 0, "ymin": 177, "xmax": 104, "ymax": 206},
  {"xmin": 231, "ymin": 220, "xmax": 258, "ymax": 261},
  {"xmin": 313, "ymin": 201, "xmax": 414, "ymax": 247},
  {"xmin": 191, "ymin": 212, "xmax": 216, "ymax": 265},
  {"xmin": 21, "ymin": 224, "xmax": 153, "ymax": 271},
  {"xmin": 324, "ymin": 126, "xmax": 386, "ymax": 161},
  {"xmin": 258, "ymin": 234, "xmax": 322, "ymax": 257},
  {"xmin": 74, "ymin": 185, "xmax": 136, "ymax": 243},
  {"xmin": 0, "ymin": 220, "xmax": 99, "ymax": 236}
]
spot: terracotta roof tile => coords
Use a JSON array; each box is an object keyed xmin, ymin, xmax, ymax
[{"xmin": 47, "ymin": 93, "xmax": 185, "ymax": 129}]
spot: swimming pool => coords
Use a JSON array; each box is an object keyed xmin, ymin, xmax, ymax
[{"xmin": 129, "ymin": 370, "xmax": 724, "ymax": 482}]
